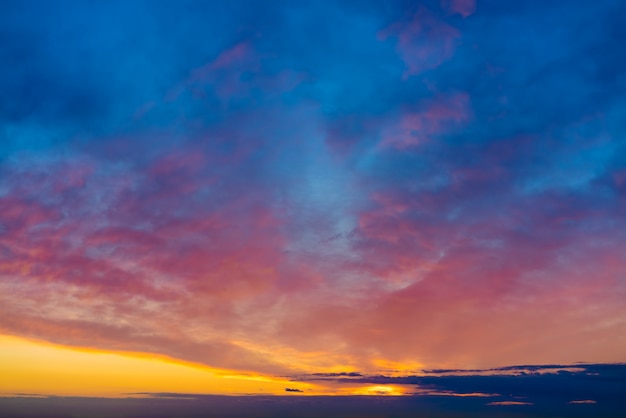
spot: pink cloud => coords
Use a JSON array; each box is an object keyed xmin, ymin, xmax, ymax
[
  {"xmin": 441, "ymin": 0, "xmax": 477, "ymax": 18},
  {"xmin": 164, "ymin": 42, "xmax": 304, "ymax": 103},
  {"xmin": 1, "ymin": 139, "xmax": 625, "ymax": 377},
  {"xmin": 201, "ymin": 42, "xmax": 250, "ymax": 73},
  {"xmin": 381, "ymin": 93, "xmax": 471, "ymax": 148},
  {"xmin": 0, "ymin": 149, "xmax": 325, "ymax": 373},
  {"xmin": 164, "ymin": 42, "xmax": 255, "ymax": 102},
  {"xmin": 378, "ymin": 7, "xmax": 460, "ymax": 79},
  {"xmin": 272, "ymin": 177, "xmax": 626, "ymax": 370},
  {"xmin": 613, "ymin": 169, "xmax": 626, "ymax": 189}
]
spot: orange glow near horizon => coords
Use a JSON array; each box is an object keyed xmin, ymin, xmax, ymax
[
  {"xmin": 349, "ymin": 385, "xmax": 409, "ymax": 396},
  {"xmin": 0, "ymin": 334, "xmax": 417, "ymax": 398},
  {"xmin": 0, "ymin": 334, "xmax": 318, "ymax": 397},
  {"xmin": 371, "ymin": 359, "xmax": 425, "ymax": 375}
]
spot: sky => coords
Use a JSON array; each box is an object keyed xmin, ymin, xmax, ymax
[{"xmin": 1, "ymin": 0, "xmax": 626, "ymax": 412}]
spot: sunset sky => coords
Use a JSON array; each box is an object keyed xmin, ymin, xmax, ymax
[{"xmin": 1, "ymin": 0, "xmax": 625, "ymax": 406}]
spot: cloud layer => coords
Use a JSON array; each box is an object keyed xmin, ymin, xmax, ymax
[{"xmin": 1, "ymin": 0, "xmax": 625, "ymax": 380}]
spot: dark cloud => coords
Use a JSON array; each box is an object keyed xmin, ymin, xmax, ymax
[
  {"xmin": 296, "ymin": 363, "xmax": 626, "ymax": 405},
  {"xmin": 310, "ymin": 372, "xmax": 363, "ymax": 377}
]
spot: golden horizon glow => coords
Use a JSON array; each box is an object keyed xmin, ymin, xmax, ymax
[
  {"xmin": 0, "ymin": 334, "xmax": 418, "ymax": 398},
  {"xmin": 349, "ymin": 385, "xmax": 408, "ymax": 396},
  {"xmin": 0, "ymin": 334, "xmax": 319, "ymax": 397}
]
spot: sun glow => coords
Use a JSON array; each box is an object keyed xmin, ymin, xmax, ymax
[{"xmin": 351, "ymin": 385, "xmax": 407, "ymax": 396}]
